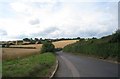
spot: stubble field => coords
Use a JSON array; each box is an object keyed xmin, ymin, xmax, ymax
[
  {"xmin": 53, "ymin": 40, "xmax": 78, "ymax": 48},
  {"xmin": 2, "ymin": 48, "xmax": 40, "ymax": 60}
]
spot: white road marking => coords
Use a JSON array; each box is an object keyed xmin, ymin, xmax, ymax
[{"xmin": 60, "ymin": 56, "xmax": 80, "ymax": 77}]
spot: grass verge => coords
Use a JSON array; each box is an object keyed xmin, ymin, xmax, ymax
[{"xmin": 2, "ymin": 52, "xmax": 56, "ymax": 77}]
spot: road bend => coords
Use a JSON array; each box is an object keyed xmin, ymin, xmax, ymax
[{"xmin": 54, "ymin": 51, "xmax": 118, "ymax": 77}]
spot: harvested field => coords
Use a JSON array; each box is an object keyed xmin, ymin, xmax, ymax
[
  {"xmin": 2, "ymin": 48, "xmax": 40, "ymax": 60},
  {"xmin": 10, "ymin": 44, "xmax": 42, "ymax": 49},
  {"xmin": 10, "ymin": 40, "xmax": 78, "ymax": 49},
  {"xmin": 53, "ymin": 40, "xmax": 78, "ymax": 48},
  {"xmin": 2, "ymin": 40, "xmax": 78, "ymax": 60}
]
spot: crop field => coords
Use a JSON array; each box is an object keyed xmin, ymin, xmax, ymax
[
  {"xmin": 2, "ymin": 48, "xmax": 40, "ymax": 60},
  {"xmin": 2, "ymin": 40, "xmax": 78, "ymax": 60},
  {"xmin": 10, "ymin": 40, "xmax": 78, "ymax": 48},
  {"xmin": 10, "ymin": 44, "xmax": 42, "ymax": 49},
  {"xmin": 53, "ymin": 40, "xmax": 78, "ymax": 48}
]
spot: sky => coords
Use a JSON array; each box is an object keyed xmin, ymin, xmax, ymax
[{"xmin": 0, "ymin": 0, "xmax": 119, "ymax": 41}]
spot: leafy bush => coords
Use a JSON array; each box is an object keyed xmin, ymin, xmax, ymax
[
  {"xmin": 109, "ymin": 30, "xmax": 120, "ymax": 43},
  {"xmin": 41, "ymin": 41, "xmax": 55, "ymax": 53}
]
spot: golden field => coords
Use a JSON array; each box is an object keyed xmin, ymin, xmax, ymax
[
  {"xmin": 2, "ymin": 40, "xmax": 78, "ymax": 60},
  {"xmin": 10, "ymin": 40, "xmax": 78, "ymax": 48},
  {"xmin": 10, "ymin": 44, "xmax": 42, "ymax": 49},
  {"xmin": 2, "ymin": 48, "xmax": 40, "ymax": 60},
  {"xmin": 53, "ymin": 40, "xmax": 78, "ymax": 48}
]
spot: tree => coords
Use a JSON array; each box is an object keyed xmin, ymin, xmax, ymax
[
  {"xmin": 41, "ymin": 41, "xmax": 55, "ymax": 53},
  {"xmin": 39, "ymin": 38, "xmax": 43, "ymax": 41},
  {"xmin": 92, "ymin": 37, "xmax": 97, "ymax": 39},
  {"xmin": 35, "ymin": 38, "xmax": 39, "ymax": 42},
  {"xmin": 109, "ymin": 29, "xmax": 120, "ymax": 43},
  {"xmin": 23, "ymin": 38, "xmax": 30, "ymax": 42},
  {"xmin": 77, "ymin": 37, "xmax": 80, "ymax": 39},
  {"xmin": 30, "ymin": 38, "xmax": 33, "ymax": 41}
]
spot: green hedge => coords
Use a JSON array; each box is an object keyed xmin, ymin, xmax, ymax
[
  {"xmin": 63, "ymin": 31, "xmax": 120, "ymax": 61},
  {"xmin": 64, "ymin": 42, "xmax": 119, "ymax": 61}
]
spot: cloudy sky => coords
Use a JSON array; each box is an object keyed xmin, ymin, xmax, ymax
[{"xmin": 0, "ymin": 0, "xmax": 119, "ymax": 41}]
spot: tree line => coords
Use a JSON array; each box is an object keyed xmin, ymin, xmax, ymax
[{"xmin": 22, "ymin": 37, "xmax": 82, "ymax": 44}]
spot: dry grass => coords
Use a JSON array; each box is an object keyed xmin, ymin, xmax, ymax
[
  {"xmin": 2, "ymin": 48, "xmax": 40, "ymax": 60},
  {"xmin": 53, "ymin": 40, "xmax": 78, "ymax": 48}
]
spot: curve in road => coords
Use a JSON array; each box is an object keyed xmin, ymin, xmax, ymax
[{"xmin": 54, "ymin": 51, "xmax": 118, "ymax": 77}]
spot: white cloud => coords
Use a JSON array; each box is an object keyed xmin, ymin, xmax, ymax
[
  {"xmin": 0, "ymin": 0, "xmax": 119, "ymax": 3},
  {"xmin": 29, "ymin": 18, "xmax": 40, "ymax": 25},
  {"xmin": 0, "ymin": 29, "xmax": 7, "ymax": 36},
  {"xmin": 10, "ymin": 2, "xmax": 29, "ymax": 13},
  {"xmin": 0, "ymin": 1, "xmax": 118, "ymax": 41}
]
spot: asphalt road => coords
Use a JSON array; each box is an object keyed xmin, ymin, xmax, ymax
[{"xmin": 54, "ymin": 51, "xmax": 118, "ymax": 77}]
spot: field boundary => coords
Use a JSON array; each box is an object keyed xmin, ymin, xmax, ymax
[
  {"xmin": 50, "ymin": 59, "xmax": 59, "ymax": 79},
  {"xmin": 4, "ymin": 47, "xmax": 36, "ymax": 49}
]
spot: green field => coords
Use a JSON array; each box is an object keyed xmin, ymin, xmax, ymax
[
  {"xmin": 3, "ymin": 53, "xmax": 56, "ymax": 77},
  {"xmin": 63, "ymin": 31, "xmax": 120, "ymax": 62}
]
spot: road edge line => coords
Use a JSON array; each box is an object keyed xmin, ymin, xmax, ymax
[{"xmin": 49, "ymin": 59, "xmax": 59, "ymax": 79}]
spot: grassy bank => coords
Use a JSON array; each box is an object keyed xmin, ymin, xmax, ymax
[
  {"xmin": 3, "ymin": 52, "xmax": 56, "ymax": 77},
  {"xmin": 63, "ymin": 31, "xmax": 120, "ymax": 62}
]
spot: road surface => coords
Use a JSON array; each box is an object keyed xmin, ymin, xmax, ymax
[{"xmin": 54, "ymin": 51, "xmax": 118, "ymax": 77}]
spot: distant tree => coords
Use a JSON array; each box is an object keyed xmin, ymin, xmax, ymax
[
  {"xmin": 40, "ymin": 38, "xmax": 43, "ymax": 41},
  {"xmin": 110, "ymin": 29, "xmax": 120, "ymax": 43},
  {"xmin": 35, "ymin": 38, "xmax": 39, "ymax": 42},
  {"xmin": 77, "ymin": 37, "xmax": 80, "ymax": 39},
  {"xmin": 23, "ymin": 38, "xmax": 30, "ymax": 42},
  {"xmin": 26, "ymin": 38, "xmax": 35, "ymax": 44},
  {"xmin": 92, "ymin": 37, "xmax": 97, "ymax": 39},
  {"xmin": 30, "ymin": 38, "xmax": 33, "ymax": 41},
  {"xmin": 41, "ymin": 41, "xmax": 55, "ymax": 53}
]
